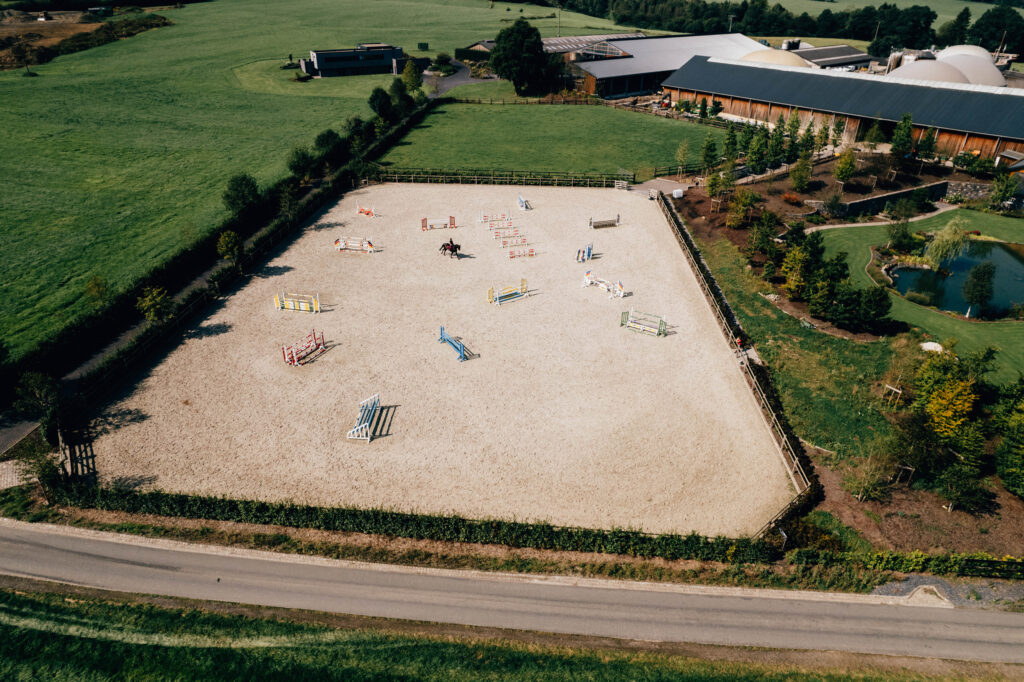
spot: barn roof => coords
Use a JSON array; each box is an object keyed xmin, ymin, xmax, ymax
[
  {"xmin": 662, "ymin": 56, "xmax": 1024, "ymax": 139},
  {"xmin": 791, "ymin": 44, "xmax": 871, "ymax": 67},
  {"xmin": 576, "ymin": 34, "xmax": 763, "ymax": 80}
]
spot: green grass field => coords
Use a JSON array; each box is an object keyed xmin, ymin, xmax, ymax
[
  {"xmin": 381, "ymin": 104, "xmax": 723, "ymax": 173},
  {"xmin": 0, "ymin": 0, "xmax": 636, "ymax": 360},
  {"xmin": 0, "ymin": 588, "xmax": 942, "ymax": 680},
  {"xmin": 819, "ymin": 209, "xmax": 1024, "ymax": 384},
  {"xmin": 738, "ymin": 0, "xmax": 1021, "ymax": 27}
]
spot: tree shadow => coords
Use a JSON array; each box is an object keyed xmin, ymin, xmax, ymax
[
  {"xmin": 251, "ymin": 264, "xmax": 294, "ymax": 279},
  {"xmin": 184, "ymin": 322, "xmax": 232, "ymax": 339},
  {"xmin": 91, "ymin": 407, "xmax": 149, "ymax": 436},
  {"xmin": 311, "ymin": 220, "xmax": 346, "ymax": 233}
]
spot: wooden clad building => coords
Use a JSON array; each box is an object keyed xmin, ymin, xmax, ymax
[{"xmin": 661, "ymin": 56, "xmax": 1024, "ymax": 159}]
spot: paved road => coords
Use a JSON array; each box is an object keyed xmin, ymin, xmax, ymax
[{"xmin": 2, "ymin": 520, "xmax": 1024, "ymax": 662}]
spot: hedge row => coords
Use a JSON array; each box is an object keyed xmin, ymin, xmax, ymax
[
  {"xmin": 53, "ymin": 483, "xmax": 773, "ymax": 563},
  {"xmin": 10, "ymin": 14, "xmax": 173, "ymax": 69},
  {"xmin": 69, "ymin": 101, "xmax": 440, "ymax": 399},
  {"xmin": 788, "ymin": 548, "xmax": 1024, "ymax": 578}
]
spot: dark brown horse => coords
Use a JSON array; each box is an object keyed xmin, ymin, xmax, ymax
[{"xmin": 439, "ymin": 241, "xmax": 461, "ymax": 259}]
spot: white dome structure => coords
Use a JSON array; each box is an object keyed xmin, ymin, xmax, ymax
[
  {"xmin": 739, "ymin": 49, "xmax": 813, "ymax": 68},
  {"xmin": 936, "ymin": 53, "xmax": 1006, "ymax": 86},
  {"xmin": 887, "ymin": 59, "xmax": 970, "ymax": 84},
  {"xmin": 936, "ymin": 45, "xmax": 994, "ymax": 62}
]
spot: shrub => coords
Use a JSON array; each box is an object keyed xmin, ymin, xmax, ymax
[{"xmin": 781, "ymin": 192, "xmax": 802, "ymax": 206}]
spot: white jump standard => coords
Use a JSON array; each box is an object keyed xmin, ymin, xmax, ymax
[
  {"xmin": 582, "ymin": 270, "xmax": 624, "ymax": 299},
  {"xmin": 422, "ymin": 216, "xmax": 456, "ymax": 231},
  {"xmin": 487, "ymin": 279, "xmax": 528, "ymax": 306},
  {"xmin": 589, "ymin": 215, "xmax": 620, "ymax": 229},
  {"xmin": 517, "ymin": 194, "xmax": 531, "ymax": 210},
  {"xmin": 621, "ymin": 308, "xmax": 667, "ymax": 337},
  {"xmin": 346, "ymin": 393, "xmax": 380, "ymax": 443}
]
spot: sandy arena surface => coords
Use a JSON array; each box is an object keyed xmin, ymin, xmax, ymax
[{"xmin": 91, "ymin": 184, "xmax": 795, "ymax": 537}]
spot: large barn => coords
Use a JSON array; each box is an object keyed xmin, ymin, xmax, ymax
[
  {"xmin": 661, "ymin": 55, "xmax": 1024, "ymax": 159},
  {"xmin": 570, "ymin": 33, "xmax": 764, "ymax": 99}
]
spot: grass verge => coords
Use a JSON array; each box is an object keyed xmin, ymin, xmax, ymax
[{"xmin": 0, "ymin": 586, "xmax": 973, "ymax": 680}]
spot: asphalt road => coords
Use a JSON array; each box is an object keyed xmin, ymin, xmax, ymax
[{"xmin": 2, "ymin": 520, "xmax": 1024, "ymax": 662}]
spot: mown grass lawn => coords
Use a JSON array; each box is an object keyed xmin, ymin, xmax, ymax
[
  {"xmin": 697, "ymin": 237, "xmax": 898, "ymax": 457},
  {"xmin": 0, "ymin": 589, "xmax": 930, "ymax": 681},
  {"xmin": 381, "ymin": 104, "xmax": 723, "ymax": 174},
  {"xmin": 0, "ymin": 0, "xmax": 635, "ymax": 359},
  {"xmin": 819, "ymin": 209, "xmax": 1024, "ymax": 384}
]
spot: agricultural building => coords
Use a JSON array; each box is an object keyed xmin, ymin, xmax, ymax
[
  {"xmin": 661, "ymin": 55, "xmax": 1024, "ymax": 159},
  {"xmin": 569, "ymin": 33, "xmax": 764, "ymax": 99},
  {"xmin": 300, "ymin": 43, "xmax": 410, "ymax": 78},
  {"xmin": 790, "ymin": 44, "xmax": 872, "ymax": 70}
]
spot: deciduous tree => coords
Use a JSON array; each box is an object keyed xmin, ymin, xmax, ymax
[
  {"xmin": 925, "ymin": 216, "xmax": 968, "ymax": 267},
  {"xmin": 833, "ymin": 149, "xmax": 856, "ymax": 186},
  {"xmin": 222, "ymin": 174, "xmax": 260, "ymax": 216}
]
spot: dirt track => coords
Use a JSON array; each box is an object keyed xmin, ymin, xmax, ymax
[{"xmin": 91, "ymin": 184, "xmax": 794, "ymax": 536}]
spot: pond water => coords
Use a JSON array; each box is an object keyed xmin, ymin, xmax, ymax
[{"xmin": 891, "ymin": 241, "xmax": 1024, "ymax": 315}]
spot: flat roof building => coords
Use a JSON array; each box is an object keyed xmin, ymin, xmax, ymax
[{"xmin": 301, "ymin": 43, "xmax": 405, "ymax": 78}]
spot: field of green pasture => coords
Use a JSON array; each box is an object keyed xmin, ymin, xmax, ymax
[
  {"xmin": 0, "ymin": 0, "xmax": 635, "ymax": 360},
  {"xmin": 724, "ymin": 0, "xmax": 1021, "ymax": 27},
  {"xmin": 820, "ymin": 209, "xmax": 1024, "ymax": 384},
  {"xmin": 380, "ymin": 104, "xmax": 722, "ymax": 173}
]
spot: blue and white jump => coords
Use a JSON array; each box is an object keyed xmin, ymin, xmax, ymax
[
  {"xmin": 346, "ymin": 393, "xmax": 380, "ymax": 443},
  {"xmin": 438, "ymin": 326, "xmax": 467, "ymax": 362},
  {"xmin": 575, "ymin": 243, "xmax": 593, "ymax": 263},
  {"xmin": 518, "ymin": 194, "xmax": 531, "ymax": 211}
]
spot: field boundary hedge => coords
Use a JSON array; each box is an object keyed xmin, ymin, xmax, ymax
[
  {"xmin": 369, "ymin": 165, "xmax": 631, "ymax": 186},
  {"xmin": 51, "ymin": 483, "xmax": 773, "ymax": 563},
  {"xmin": 789, "ymin": 548, "xmax": 1024, "ymax": 578}
]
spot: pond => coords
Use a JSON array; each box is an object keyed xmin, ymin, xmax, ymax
[{"xmin": 891, "ymin": 241, "xmax": 1024, "ymax": 316}]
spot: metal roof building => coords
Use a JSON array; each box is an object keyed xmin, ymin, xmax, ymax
[
  {"xmin": 661, "ymin": 56, "xmax": 1024, "ymax": 158},
  {"xmin": 572, "ymin": 34, "xmax": 764, "ymax": 99},
  {"xmin": 790, "ymin": 44, "xmax": 872, "ymax": 70}
]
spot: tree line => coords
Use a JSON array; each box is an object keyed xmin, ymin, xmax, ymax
[{"xmin": 543, "ymin": 0, "xmax": 1024, "ymax": 57}]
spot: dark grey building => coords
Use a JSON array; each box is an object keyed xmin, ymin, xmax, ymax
[{"xmin": 301, "ymin": 43, "xmax": 407, "ymax": 78}]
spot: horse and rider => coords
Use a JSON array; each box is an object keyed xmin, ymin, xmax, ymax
[{"xmin": 439, "ymin": 237, "xmax": 461, "ymax": 259}]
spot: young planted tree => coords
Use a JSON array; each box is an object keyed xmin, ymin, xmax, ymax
[
  {"xmin": 401, "ymin": 58, "xmax": 423, "ymax": 92},
  {"xmin": 700, "ymin": 134, "xmax": 718, "ymax": 174},
  {"xmin": 831, "ymin": 119, "xmax": 846, "ymax": 148},
  {"xmin": 785, "ymin": 110, "xmax": 801, "ymax": 140},
  {"xmin": 698, "ymin": 98, "xmax": 708, "ymax": 119},
  {"xmin": 833, "ymin": 149, "xmax": 856, "ymax": 188},
  {"xmin": 136, "ymin": 286, "xmax": 173, "ymax": 323},
  {"xmin": 790, "ymin": 151, "xmax": 812, "ymax": 193},
  {"xmin": 962, "ymin": 261, "xmax": 996, "ymax": 316},
  {"xmin": 746, "ymin": 127, "xmax": 768, "ymax": 174},
  {"xmin": 738, "ymin": 124, "xmax": 754, "ymax": 154},
  {"xmin": 916, "ymin": 128, "xmax": 937, "ymax": 161},
  {"xmin": 814, "ymin": 123, "xmax": 830, "ymax": 157},
  {"xmin": 780, "ymin": 245, "xmax": 810, "ymax": 299},
  {"xmin": 990, "ymin": 173, "xmax": 1020, "ymax": 209},
  {"xmin": 864, "ymin": 121, "xmax": 885, "ymax": 151},
  {"xmin": 722, "ymin": 123, "xmax": 737, "ymax": 162},
  {"xmin": 222, "ymin": 174, "xmax": 261, "ymax": 216},
  {"xmin": 890, "ymin": 113, "xmax": 914, "ymax": 161},
  {"xmin": 674, "ymin": 140, "xmax": 690, "ymax": 175},
  {"xmin": 216, "ymin": 230, "xmax": 242, "ymax": 266},
  {"xmin": 799, "ymin": 124, "xmax": 815, "ymax": 155}
]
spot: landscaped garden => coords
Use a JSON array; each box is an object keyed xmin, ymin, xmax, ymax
[{"xmin": 820, "ymin": 209, "xmax": 1024, "ymax": 384}]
